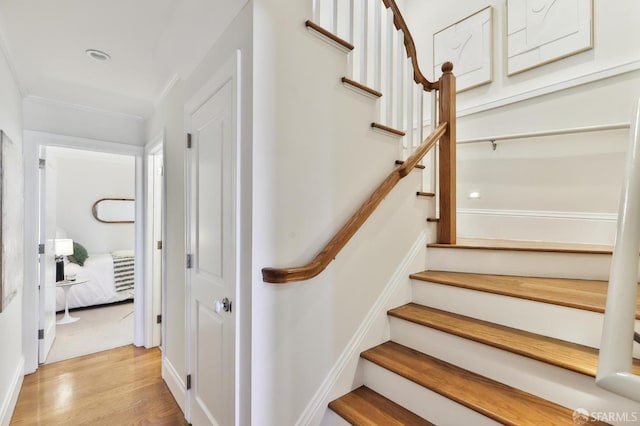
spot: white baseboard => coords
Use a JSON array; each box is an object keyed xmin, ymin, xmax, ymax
[
  {"xmin": 162, "ymin": 356, "xmax": 186, "ymax": 416},
  {"xmin": 457, "ymin": 208, "xmax": 617, "ymax": 245},
  {"xmin": 0, "ymin": 356, "xmax": 24, "ymax": 426},
  {"xmin": 296, "ymin": 231, "xmax": 428, "ymax": 426}
]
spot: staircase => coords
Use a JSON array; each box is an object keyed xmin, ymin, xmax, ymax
[
  {"xmin": 267, "ymin": 1, "xmax": 640, "ymax": 424},
  {"xmin": 329, "ymin": 240, "xmax": 640, "ymax": 424}
]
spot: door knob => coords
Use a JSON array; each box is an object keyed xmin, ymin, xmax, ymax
[{"xmin": 214, "ymin": 297, "xmax": 232, "ymax": 313}]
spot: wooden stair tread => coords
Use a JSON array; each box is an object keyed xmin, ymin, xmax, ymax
[
  {"xmin": 362, "ymin": 342, "xmax": 608, "ymax": 425},
  {"xmin": 389, "ymin": 303, "xmax": 640, "ymax": 377},
  {"xmin": 341, "ymin": 77, "xmax": 383, "ymax": 98},
  {"xmin": 305, "ymin": 20, "xmax": 354, "ymax": 51},
  {"xmin": 410, "ymin": 271, "xmax": 640, "ymax": 319},
  {"xmin": 428, "ymin": 238, "xmax": 613, "ymax": 254},
  {"xmin": 329, "ymin": 386, "xmax": 433, "ymax": 426},
  {"xmin": 372, "ymin": 122, "xmax": 405, "ymax": 136}
]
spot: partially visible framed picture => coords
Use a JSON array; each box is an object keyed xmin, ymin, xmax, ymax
[
  {"xmin": 507, "ymin": 0, "xmax": 593, "ymax": 75},
  {"xmin": 433, "ymin": 6, "xmax": 493, "ymax": 92},
  {"xmin": 0, "ymin": 130, "xmax": 22, "ymax": 312}
]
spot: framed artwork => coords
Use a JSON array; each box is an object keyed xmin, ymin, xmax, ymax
[
  {"xmin": 0, "ymin": 130, "xmax": 22, "ymax": 312},
  {"xmin": 507, "ymin": 0, "xmax": 593, "ymax": 75},
  {"xmin": 433, "ymin": 6, "xmax": 493, "ymax": 92}
]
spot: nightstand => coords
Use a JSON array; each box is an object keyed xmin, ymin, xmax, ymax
[{"xmin": 56, "ymin": 279, "xmax": 89, "ymax": 324}]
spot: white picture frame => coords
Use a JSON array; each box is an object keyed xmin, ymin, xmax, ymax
[
  {"xmin": 433, "ymin": 6, "xmax": 493, "ymax": 92},
  {"xmin": 507, "ymin": 0, "xmax": 593, "ymax": 75}
]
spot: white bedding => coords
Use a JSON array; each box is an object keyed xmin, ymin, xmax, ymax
[{"xmin": 56, "ymin": 253, "xmax": 134, "ymax": 311}]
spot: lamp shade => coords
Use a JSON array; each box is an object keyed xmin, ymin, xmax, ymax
[{"xmin": 55, "ymin": 238, "xmax": 74, "ymax": 256}]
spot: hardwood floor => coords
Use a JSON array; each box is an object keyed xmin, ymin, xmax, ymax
[{"xmin": 10, "ymin": 345, "xmax": 187, "ymax": 425}]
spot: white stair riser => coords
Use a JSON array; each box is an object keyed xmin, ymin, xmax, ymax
[
  {"xmin": 412, "ymin": 280, "xmax": 640, "ymax": 357},
  {"xmin": 362, "ymin": 360, "xmax": 500, "ymax": 426},
  {"xmin": 390, "ymin": 318, "xmax": 640, "ymax": 424},
  {"xmin": 320, "ymin": 408, "xmax": 351, "ymax": 426},
  {"xmin": 427, "ymin": 248, "xmax": 613, "ymax": 280}
]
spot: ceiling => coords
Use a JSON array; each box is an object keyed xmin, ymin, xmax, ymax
[{"xmin": 0, "ymin": 0, "xmax": 248, "ymax": 118}]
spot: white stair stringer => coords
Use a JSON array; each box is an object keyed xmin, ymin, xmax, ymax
[
  {"xmin": 427, "ymin": 247, "xmax": 613, "ymax": 280},
  {"xmin": 390, "ymin": 317, "xmax": 640, "ymax": 425},
  {"xmin": 411, "ymin": 279, "xmax": 640, "ymax": 358},
  {"xmin": 361, "ymin": 359, "xmax": 500, "ymax": 426}
]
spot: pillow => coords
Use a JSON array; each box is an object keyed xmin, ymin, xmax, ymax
[
  {"xmin": 67, "ymin": 242, "xmax": 89, "ymax": 266},
  {"xmin": 112, "ymin": 249, "xmax": 134, "ymax": 257}
]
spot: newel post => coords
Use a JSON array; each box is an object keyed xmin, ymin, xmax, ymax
[{"xmin": 438, "ymin": 62, "xmax": 456, "ymax": 244}]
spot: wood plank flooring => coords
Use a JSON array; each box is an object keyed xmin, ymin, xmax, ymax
[{"xmin": 10, "ymin": 345, "xmax": 187, "ymax": 426}]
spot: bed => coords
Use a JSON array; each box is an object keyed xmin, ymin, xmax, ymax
[{"xmin": 55, "ymin": 251, "xmax": 135, "ymax": 312}]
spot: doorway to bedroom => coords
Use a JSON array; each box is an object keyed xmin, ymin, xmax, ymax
[{"xmin": 43, "ymin": 146, "xmax": 136, "ymax": 364}]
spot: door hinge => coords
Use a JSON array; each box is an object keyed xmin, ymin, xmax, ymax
[
  {"xmin": 186, "ymin": 133, "xmax": 192, "ymax": 149},
  {"xmin": 156, "ymin": 314, "xmax": 162, "ymax": 324},
  {"xmin": 157, "ymin": 241, "xmax": 163, "ymax": 250},
  {"xmin": 186, "ymin": 374, "xmax": 192, "ymax": 390},
  {"xmin": 38, "ymin": 329, "xmax": 44, "ymax": 340},
  {"xmin": 38, "ymin": 158, "xmax": 45, "ymax": 169},
  {"xmin": 38, "ymin": 243, "xmax": 45, "ymax": 254},
  {"xmin": 186, "ymin": 254, "xmax": 193, "ymax": 269}
]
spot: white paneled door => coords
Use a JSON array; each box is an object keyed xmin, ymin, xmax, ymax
[
  {"xmin": 38, "ymin": 148, "xmax": 56, "ymax": 364},
  {"xmin": 186, "ymin": 52, "xmax": 239, "ymax": 426}
]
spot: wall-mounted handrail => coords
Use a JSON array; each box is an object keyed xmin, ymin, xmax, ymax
[
  {"xmin": 262, "ymin": 123, "xmax": 448, "ymax": 283},
  {"xmin": 381, "ymin": 0, "xmax": 437, "ymax": 92},
  {"xmin": 458, "ymin": 123, "xmax": 631, "ymax": 145},
  {"xmin": 596, "ymin": 99, "xmax": 640, "ymax": 402}
]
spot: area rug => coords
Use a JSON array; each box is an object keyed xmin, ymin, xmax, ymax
[{"xmin": 45, "ymin": 301, "xmax": 134, "ymax": 364}]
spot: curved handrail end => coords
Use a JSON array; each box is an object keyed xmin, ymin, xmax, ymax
[{"xmin": 262, "ymin": 260, "xmax": 325, "ymax": 284}]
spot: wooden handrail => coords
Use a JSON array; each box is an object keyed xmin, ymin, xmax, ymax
[
  {"xmin": 381, "ymin": 0, "xmax": 437, "ymax": 92},
  {"xmin": 262, "ymin": 123, "xmax": 448, "ymax": 283}
]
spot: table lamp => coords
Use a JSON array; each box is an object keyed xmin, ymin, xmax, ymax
[{"xmin": 55, "ymin": 238, "xmax": 74, "ymax": 282}]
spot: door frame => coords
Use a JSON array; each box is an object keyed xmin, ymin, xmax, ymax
[
  {"xmin": 144, "ymin": 132, "xmax": 165, "ymax": 349},
  {"xmin": 23, "ymin": 130, "xmax": 145, "ymax": 373}
]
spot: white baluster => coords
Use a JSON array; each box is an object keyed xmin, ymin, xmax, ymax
[
  {"xmin": 377, "ymin": 2, "xmax": 388, "ymax": 123},
  {"xmin": 406, "ymin": 61, "xmax": 414, "ymax": 157},
  {"xmin": 313, "ymin": 0, "xmax": 321, "ymax": 24},
  {"xmin": 335, "ymin": 0, "xmax": 352, "ymax": 42},
  {"xmin": 418, "ymin": 83, "xmax": 424, "ymax": 146},
  {"xmin": 431, "ymin": 86, "xmax": 438, "ymax": 132},
  {"xmin": 360, "ymin": 0, "xmax": 368, "ymax": 84},
  {"xmin": 386, "ymin": 9, "xmax": 395, "ymax": 126},
  {"xmin": 348, "ymin": 0, "xmax": 355, "ymax": 45},
  {"xmin": 397, "ymin": 31, "xmax": 406, "ymax": 157},
  {"xmin": 373, "ymin": 0, "xmax": 382, "ymax": 92},
  {"xmin": 333, "ymin": 0, "xmax": 339, "ymax": 34},
  {"xmin": 350, "ymin": 0, "xmax": 363, "ymax": 79},
  {"xmin": 319, "ymin": 0, "xmax": 333, "ymax": 32}
]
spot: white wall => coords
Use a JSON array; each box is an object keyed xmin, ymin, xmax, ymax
[
  {"xmin": 0, "ymin": 44, "xmax": 23, "ymax": 426},
  {"xmin": 400, "ymin": 0, "xmax": 640, "ymax": 243},
  {"xmin": 146, "ymin": 3, "xmax": 254, "ymax": 422},
  {"xmin": 23, "ymin": 95, "xmax": 145, "ymax": 146},
  {"xmin": 49, "ymin": 147, "xmax": 135, "ymax": 254},
  {"xmin": 253, "ymin": 0, "xmax": 428, "ymax": 423}
]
